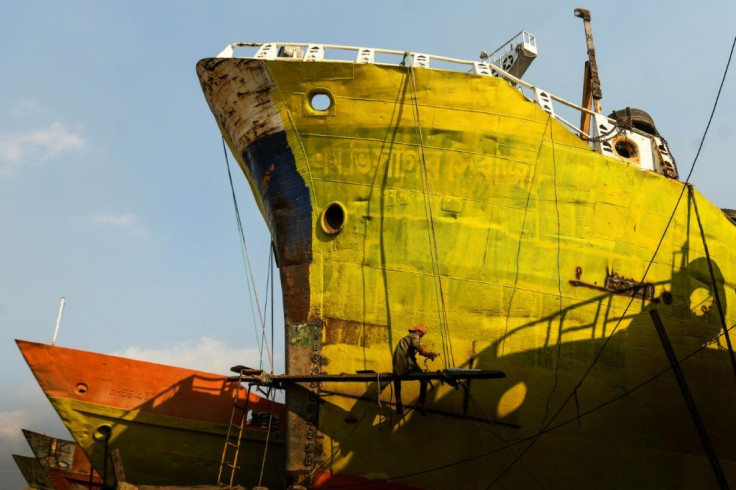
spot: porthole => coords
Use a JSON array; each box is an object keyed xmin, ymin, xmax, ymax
[
  {"xmin": 311, "ymin": 93, "xmax": 332, "ymax": 111},
  {"xmin": 93, "ymin": 424, "xmax": 112, "ymax": 442},
  {"xmin": 75, "ymin": 383, "xmax": 88, "ymax": 395},
  {"xmin": 307, "ymin": 90, "xmax": 334, "ymax": 114},
  {"xmin": 613, "ymin": 137, "xmax": 639, "ymax": 160},
  {"xmin": 321, "ymin": 202, "xmax": 347, "ymax": 235}
]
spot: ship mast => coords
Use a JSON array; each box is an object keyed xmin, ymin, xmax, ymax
[{"xmin": 575, "ymin": 7, "xmax": 603, "ymax": 138}]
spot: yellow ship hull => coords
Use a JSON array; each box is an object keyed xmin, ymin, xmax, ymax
[{"xmin": 198, "ymin": 55, "xmax": 736, "ymax": 489}]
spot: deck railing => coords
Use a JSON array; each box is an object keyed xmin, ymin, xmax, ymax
[{"xmin": 214, "ymin": 42, "xmax": 677, "ymax": 178}]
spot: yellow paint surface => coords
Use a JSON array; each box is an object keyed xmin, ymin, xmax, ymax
[{"xmin": 221, "ymin": 58, "xmax": 736, "ymax": 488}]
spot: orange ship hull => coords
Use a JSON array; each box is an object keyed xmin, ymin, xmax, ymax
[{"xmin": 17, "ymin": 339, "xmax": 286, "ymax": 488}]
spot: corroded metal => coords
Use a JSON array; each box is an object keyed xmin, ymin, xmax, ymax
[
  {"xmin": 198, "ymin": 57, "xmax": 317, "ymax": 488},
  {"xmin": 285, "ymin": 321, "xmax": 324, "ymax": 484},
  {"xmin": 574, "ymin": 8, "xmax": 602, "ymax": 102},
  {"xmin": 23, "ymin": 429, "xmax": 76, "ymax": 470},
  {"xmin": 569, "ymin": 271, "xmax": 656, "ymax": 302}
]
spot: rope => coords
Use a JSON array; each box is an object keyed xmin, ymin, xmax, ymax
[
  {"xmin": 257, "ymin": 387, "xmax": 277, "ymax": 487},
  {"xmin": 461, "ymin": 386, "xmax": 545, "ymax": 489},
  {"xmin": 540, "ymin": 119, "xmax": 564, "ymax": 430},
  {"xmin": 270, "ymin": 245, "xmax": 275, "ymax": 372},
  {"xmin": 486, "ymin": 34, "xmax": 736, "ymax": 488},
  {"xmin": 689, "ymin": 186, "xmax": 736, "ymax": 379},
  {"xmin": 500, "ymin": 116, "xmax": 551, "ymax": 356},
  {"xmin": 407, "ymin": 58, "xmax": 455, "ymax": 368},
  {"xmin": 376, "ymin": 372, "xmax": 383, "ymax": 410},
  {"xmin": 221, "ymin": 138, "xmax": 273, "ymax": 370},
  {"xmin": 262, "ymin": 246, "xmax": 276, "ymax": 373},
  {"xmin": 682, "ymin": 35, "xmax": 735, "ymax": 185}
]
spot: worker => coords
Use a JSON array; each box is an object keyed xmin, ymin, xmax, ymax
[{"xmin": 392, "ymin": 324, "xmax": 439, "ymax": 415}]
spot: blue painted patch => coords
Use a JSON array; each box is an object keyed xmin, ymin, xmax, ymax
[{"xmin": 243, "ymin": 130, "xmax": 313, "ymax": 266}]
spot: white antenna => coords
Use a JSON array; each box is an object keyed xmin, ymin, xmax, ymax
[{"xmin": 52, "ymin": 297, "xmax": 66, "ymax": 346}]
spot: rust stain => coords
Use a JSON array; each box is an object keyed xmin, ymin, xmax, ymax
[{"xmin": 322, "ymin": 317, "xmax": 389, "ymax": 348}]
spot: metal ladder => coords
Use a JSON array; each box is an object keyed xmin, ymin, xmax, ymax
[{"xmin": 217, "ymin": 369, "xmax": 251, "ymax": 488}]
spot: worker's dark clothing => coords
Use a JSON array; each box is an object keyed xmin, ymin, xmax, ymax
[
  {"xmin": 392, "ymin": 332, "xmax": 433, "ymax": 414},
  {"xmin": 393, "ymin": 332, "xmax": 429, "ymax": 375}
]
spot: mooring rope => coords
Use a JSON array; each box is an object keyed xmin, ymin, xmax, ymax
[
  {"xmin": 689, "ymin": 185, "xmax": 736, "ymax": 379},
  {"xmin": 407, "ymin": 57, "xmax": 455, "ymax": 368},
  {"xmin": 221, "ymin": 138, "xmax": 273, "ymax": 370},
  {"xmin": 257, "ymin": 387, "xmax": 278, "ymax": 487}
]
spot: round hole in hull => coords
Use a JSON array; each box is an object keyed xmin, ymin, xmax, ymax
[
  {"xmin": 93, "ymin": 424, "xmax": 112, "ymax": 441},
  {"xmin": 321, "ymin": 202, "xmax": 347, "ymax": 235},
  {"xmin": 310, "ymin": 93, "xmax": 332, "ymax": 112}
]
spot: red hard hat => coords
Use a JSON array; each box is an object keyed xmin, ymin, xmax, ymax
[{"xmin": 410, "ymin": 324, "xmax": 427, "ymax": 334}]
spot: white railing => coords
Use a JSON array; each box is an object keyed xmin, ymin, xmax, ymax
[
  {"xmin": 215, "ymin": 42, "xmax": 599, "ymax": 137},
  {"xmin": 213, "ymin": 42, "xmax": 676, "ymax": 178}
]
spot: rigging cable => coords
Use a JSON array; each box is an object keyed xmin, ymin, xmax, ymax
[
  {"xmin": 689, "ymin": 185, "xmax": 736, "ymax": 379},
  {"xmin": 541, "ymin": 119, "xmax": 565, "ymax": 430},
  {"xmin": 222, "ymin": 138, "xmax": 273, "ymax": 370},
  {"xmin": 501, "ymin": 116, "xmax": 552, "ymax": 357},
  {"xmin": 462, "ymin": 386, "xmax": 546, "ymax": 489},
  {"xmin": 262, "ymin": 245, "xmax": 276, "ymax": 373},
  {"xmin": 407, "ymin": 58, "xmax": 455, "ymax": 368},
  {"xmin": 270, "ymin": 243, "xmax": 275, "ymax": 373},
  {"xmin": 486, "ymin": 34, "xmax": 736, "ymax": 488},
  {"xmin": 257, "ymin": 386, "xmax": 278, "ymax": 488}
]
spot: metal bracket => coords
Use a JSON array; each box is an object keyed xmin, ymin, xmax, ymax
[
  {"xmin": 534, "ymin": 88, "xmax": 555, "ymax": 117},
  {"xmin": 304, "ymin": 44, "xmax": 324, "ymax": 62},
  {"xmin": 356, "ymin": 48, "xmax": 374, "ymax": 64},
  {"xmin": 254, "ymin": 43, "xmax": 278, "ymax": 60},
  {"xmin": 591, "ymin": 113, "xmax": 616, "ymax": 156},
  {"xmin": 653, "ymin": 136, "xmax": 679, "ymax": 179},
  {"xmin": 412, "ymin": 53, "xmax": 430, "ymax": 68},
  {"xmin": 473, "ymin": 62, "xmax": 493, "ymax": 76}
]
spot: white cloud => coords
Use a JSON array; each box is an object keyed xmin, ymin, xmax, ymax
[
  {"xmin": 7, "ymin": 97, "xmax": 52, "ymax": 120},
  {"xmin": 90, "ymin": 213, "xmax": 138, "ymax": 227},
  {"xmin": 112, "ymin": 337, "xmax": 276, "ymax": 375},
  {"xmin": 0, "ymin": 380, "xmax": 69, "ymax": 460},
  {"xmin": 0, "ymin": 121, "xmax": 85, "ymax": 175},
  {"xmin": 0, "ymin": 409, "xmax": 32, "ymax": 440}
]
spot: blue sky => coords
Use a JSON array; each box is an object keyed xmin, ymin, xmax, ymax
[{"xmin": 1, "ymin": 1, "xmax": 734, "ymax": 487}]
